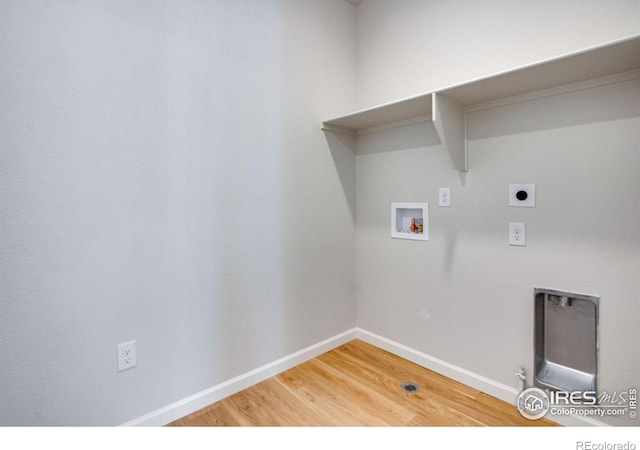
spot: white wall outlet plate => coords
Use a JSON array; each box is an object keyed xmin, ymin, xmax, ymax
[
  {"xmin": 509, "ymin": 184, "xmax": 535, "ymax": 207},
  {"xmin": 438, "ymin": 187, "xmax": 451, "ymax": 207},
  {"xmin": 117, "ymin": 340, "xmax": 137, "ymax": 372},
  {"xmin": 509, "ymin": 222, "xmax": 526, "ymax": 246}
]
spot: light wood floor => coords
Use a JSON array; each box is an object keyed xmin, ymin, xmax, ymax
[{"xmin": 168, "ymin": 339, "xmax": 557, "ymax": 427}]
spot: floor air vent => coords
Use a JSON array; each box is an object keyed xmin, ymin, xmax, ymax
[{"xmin": 401, "ymin": 382, "xmax": 420, "ymax": 393}]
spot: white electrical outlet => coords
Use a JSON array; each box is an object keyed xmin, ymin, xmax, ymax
[
  {"xmin": 439, "ymin": 187, "xmax": 451, "ymax": 207},
  {"xmin": 117, "ymin": 340, "xmax": 137, "ymax": 372},
  {"xmin": 509, "ymin": 222, "xmax": 526, "ymax": 246}
]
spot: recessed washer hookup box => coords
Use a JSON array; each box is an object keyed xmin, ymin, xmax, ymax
[{"xmin": 534, "ymin": 288, "xmax": 599, "ymax": 394}]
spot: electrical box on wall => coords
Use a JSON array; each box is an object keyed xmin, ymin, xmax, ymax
[
  {"xmin": 509, "ymin": 184, "xmax": 536, "ymax": 207},
  {"xmin": 391, "ymin": 203, "xmax": 428, "ymax": 241}
]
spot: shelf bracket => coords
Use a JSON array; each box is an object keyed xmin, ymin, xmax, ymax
[
  {"xmin": 321, "ymin": 124, "xmax": 355, "ymax": 135},
  {"xmin": 432, "ymin": 92, "xmax": 467, "ymax": 172}
]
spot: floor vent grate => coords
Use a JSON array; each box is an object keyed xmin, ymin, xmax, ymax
[{"xmin": 401, "ymin": 382, "xmax": 419, "ymax": 393}]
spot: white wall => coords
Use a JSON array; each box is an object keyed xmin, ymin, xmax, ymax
[
  {"xmin": 3, "ymin": 0, "xmax": 638, "ymax": 428},
  {"xmin": 0, "ymin": 0, "xmax": 356, "ymax": 425},
  {"xmin": 354, "ymin": 0, "xmax": 640, "ymax": 426},
  {"xmin": 356, "ymin": 0, "xmax": 640, "ymax": 108}
]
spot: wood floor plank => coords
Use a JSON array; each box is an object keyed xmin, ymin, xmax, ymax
[
  {"xmin": 331, "ymin": 341, "xmax": 480, "ymax": 402},
  {"xmin": 168, "ymin": 339, "xmax": 559, "ymax": 427},
  {"xmin": 217, "ymin": 378, "xmax": 330, "ymax": 426},
  {"xmin": 325, "ymin": 344, "xmax": 504, "ymax": 426},
  {"xmin": 277, "ymin": 362, "xmax": 385, "ymax": 426},
  {"xmin": 288, "ymin": 357, "xmax": 417, "ymax": 425},
  {"xmin": 473, "ymin": 393, "xmax": 557, "ymax": 427},
  {"xmin": 408, "ymin": 402, "xmax": 486, "ymax": 427}
]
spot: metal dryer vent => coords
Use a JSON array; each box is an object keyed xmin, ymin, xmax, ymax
[{"xmin": 534, "ymin": 288, "xmax": 599, "ymax": 393}]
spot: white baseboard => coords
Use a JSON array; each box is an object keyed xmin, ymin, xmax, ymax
[
  {"xmin": 355, "ymin": 328, "xmax": 519, "ymax": 403},
  {"xmin": 355, "ymin": 328, "xmax": 607, "ymax": 427},
  {"xmin": 121, "ymin": 326, "xmax": 606, "ymax": 427},
  {"xmin": 120, "ymin": 328, "xmax": 358, "ymax": 427}
]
